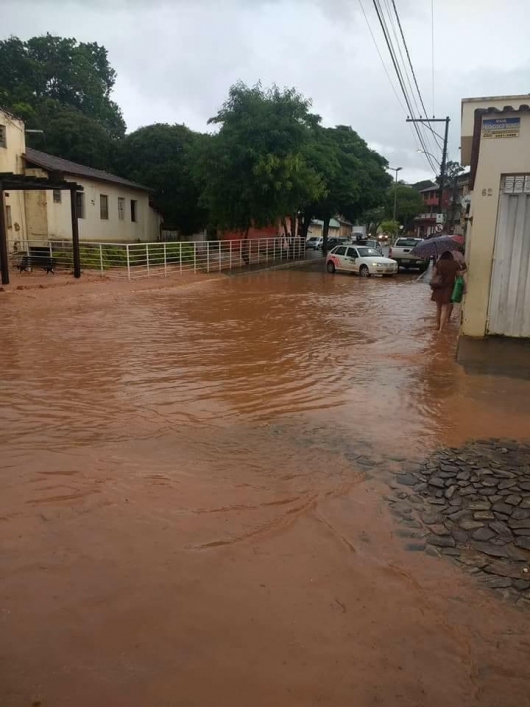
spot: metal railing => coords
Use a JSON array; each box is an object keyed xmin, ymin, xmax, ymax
[{"xmin": 9, "ymin": 237, "xmax": 307, "ymax": 280}]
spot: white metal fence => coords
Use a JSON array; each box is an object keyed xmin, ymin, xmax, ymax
[{"xmin": 9, "ymin": 237, "xmax": 307, "ymax": 280}]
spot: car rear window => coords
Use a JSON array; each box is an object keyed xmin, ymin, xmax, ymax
[{"xmin": 396, "ymin": 238, "xmax": 420, "ymax": 247}]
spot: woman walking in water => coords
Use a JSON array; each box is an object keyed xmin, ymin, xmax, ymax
[{"xmin": 431, "ymin": 251, "xmax": 461, "ymax": 331}]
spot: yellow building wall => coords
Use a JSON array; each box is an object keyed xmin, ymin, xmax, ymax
[
  {"xmin": 0, "ymin": 109, "xmax": 28, "ymax": 248},
  {"xmin": 46, "ymin": 178, "xmax": 160, "ymax": 243},
  {"xmin": 462, "ymin": 109, "xmax": 530, "ymax": 337},
  {"xmin": 21, "ymin": 169, "xmax": 161, "ymax": 244},
  {"xmin": 461, "ymin": 95, "xmax": 530, "ymax": 164}
]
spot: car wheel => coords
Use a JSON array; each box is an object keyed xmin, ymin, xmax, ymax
[
  {"xmin": 327, "ymin": 260, "xmax": 336, "ymax": 273},
  {"xmin": 359, "ymin": 265, "xmax": 370, "ymax": 278}
]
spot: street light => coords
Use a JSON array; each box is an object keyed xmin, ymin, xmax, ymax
[{"xmin": 416, "ymin": 148, "xmax": 441, "ymax": 169}]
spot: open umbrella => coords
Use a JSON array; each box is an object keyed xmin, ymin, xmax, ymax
[{"xmin": 410, "ymin": 234, "xmax": 464, "ymax": 260}]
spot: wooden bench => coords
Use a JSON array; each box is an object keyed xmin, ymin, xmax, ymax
[{"xmin": 17, "ymin": 254, "xmax": 56, "ymax": 274}]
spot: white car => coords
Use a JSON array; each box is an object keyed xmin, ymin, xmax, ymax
[
  {"xmin": 326, "ymin": 244, "xmax": 398, "ymax": 277},
  {"xmin": 306, "ymin": 236, "xmax": 323, "ymax": 250}
]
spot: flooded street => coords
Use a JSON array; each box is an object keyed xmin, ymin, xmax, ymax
[{"xmin": 2, "ymin": 266, "xmax": 530, "ymax": 706}]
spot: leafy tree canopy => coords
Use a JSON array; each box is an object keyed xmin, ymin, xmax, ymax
[
  {"xmin": 191, "ymin": 82, "xmax": 325, "ymax": 233},
  {"xmin": 117, "ymin": 123, "xmax": 208, "ymax": 235},
  {"xmin": 385, "ymin": 183, "xmax": 424, "ymax": 226},
  {"xmin": 0, "ymin": 34, "xmax": 125, "ymax": 168},
  {"xmin": 303, "ymin": 125, "xmax": 391, "ymax": 245}
]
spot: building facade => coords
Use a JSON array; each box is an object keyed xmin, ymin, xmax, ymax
[
  {"xmin": 413, "ymin": 174, "xmax": 470, "ymax": 237},
  {"xmin": 458, "ymin": 94, "xmax": 530, "ymax": 373},
  {"xmin": 308, "ymin": 218, "xmax": 342, "ymax": 238},
  {"xmin": 1, "ymin": 108, "xmax": 162, "ymax": 249},
  {"xmin": 413, "ymin": 185, "xmax": 449, "ymax": 237},
  {"xmin": 0, "ymin": 109, "xmax": 28, "ymax": 244}
]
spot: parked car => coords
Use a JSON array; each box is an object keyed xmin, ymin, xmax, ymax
[
  {"xmin": 326, "ymin": 245, "xmax": 398, "ymax": 277},
  {"xmin": 306, "ymin": 236, "xmax": 323, "ymax": 250},
  {"xmin": 348, "ymin": 236, "xmax": 383, "ymax": 255},
  {"xmin": 389, "ymin": 237, "xmax": 429, "ymax": 272},
  {"xmin": 322, "ymin": 237, "xmax": 346, "ymax": 251},
  {"xmin": 364, "ymin": 238, "xmax": 383, "ymax": 255}
]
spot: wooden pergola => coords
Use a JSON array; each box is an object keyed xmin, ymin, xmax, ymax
[{"xmin": 0, "ymin": 174, "xmax": 83, "ymax": 285}]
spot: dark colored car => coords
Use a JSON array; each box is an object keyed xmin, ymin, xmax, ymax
[{"xmin": 321, "ymin": 237, "xmax": 344, "ymax": 251}]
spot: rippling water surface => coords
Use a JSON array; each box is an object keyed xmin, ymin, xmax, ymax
[{"xmin": 2, "ymin": 267, "xmax": 530, "ymax": 707}]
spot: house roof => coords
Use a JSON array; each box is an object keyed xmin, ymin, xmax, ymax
[
  {"xmin": 420, "ymin": 184, "xmax": 440, "ymax": 193},
  {"xmin": 0, "ymin": 105, "xmax": 23, "ymax": 123},
  {"xmin": 420, "ymin": 172, "xmax": 470, "ymax": 193},
  {"xmin": 312, "ymin": 218, "xmax": 342, "ymax": 228},
  {"xmin": 24, "ymin": 147, "xmax": 152, "ymax": 192}
]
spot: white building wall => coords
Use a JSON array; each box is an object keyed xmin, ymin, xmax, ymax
[
  {"xmin": 0, "ymin": 108, "xmax": 28, "ymax": 248},
  {"xmin": 461, "ymin": 107, "xmax": 530, "ymax": 338},
  {"xmin": 46, "ymin": 177, "xmax": 160, "ymax": 243}
]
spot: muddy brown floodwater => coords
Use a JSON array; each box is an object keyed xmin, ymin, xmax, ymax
[{"xmin": 2, "ymin": 266, "xmax": 530, "ymax": 706}]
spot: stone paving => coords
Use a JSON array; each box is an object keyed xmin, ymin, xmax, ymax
[{"xmin": 386, "ymin": 438, "xmax": 530, "ymax": 605}]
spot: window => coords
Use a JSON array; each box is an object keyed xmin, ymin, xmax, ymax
[
  {"xmin": 396, "ymin": 238, "xmax": 421, "ymax": 247},
  {"xmin": 76, "ymin": 191, "xmax": 86, "ymax": 219},
  {"xmin": 118, "ymin": 197, "xmax": 125, "ymax": 221},
  {"xmin": 0, "ymin": 124, "xmax": 6, "ymax": 148},
  {"xmin": 53, "ymin": 189, "xmax": 62, "ymax": 204},
  {"xmin": 334, "ymin": 246, "xmax": 347, "ymax": 256},
  {"xmin": 100, "ymin": 194, "xmax": 109, "ymax": 220},
  {"xmin": 347, "ymin": 248, "xmax": 357, "ymax": 258},
  {"xmin": 356, "ymin": 247, "xmax": 380, "ymax": 258},
  {"xmin": 130, "ymin": 199, "xmax": 137, "ymax": 223},
  {"xmin": 6, "ymin": 205, "xmax": 12, "ymax": 229}
]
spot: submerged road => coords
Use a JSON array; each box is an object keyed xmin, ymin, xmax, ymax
[{"xmin": 1, "ymin": 266, "xmax": 530, "ymax": 706}]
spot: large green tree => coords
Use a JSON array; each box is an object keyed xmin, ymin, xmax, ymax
[
  {"xmin": 302, "ymin": 125, "xmax": 391, "ymax": 251},
  {"xmin": 191, "ymin": 82, "xmax": 325, "ymax": 237},
  {"xmin": 0, "ymin": 34, "xmax": 125, "ymax": 168},
  {"xmin": 385, "ymin": 183, "xmax": 424, "ymax": 227},
  {"xmin": 117, "ymin": 123, "xmax": 207, "ymax": 235}
]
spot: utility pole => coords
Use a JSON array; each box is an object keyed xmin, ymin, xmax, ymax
[
  {"xmin": 389, "ymin": 166, "xmax": 402, "ymax": 239},
  {"xmin": 390, "ymin": 166, "xmax": 402, "ymax": 221},
  {"xmin": 406, "ymin": 116, "xmax": 450, "ymax": 225}
]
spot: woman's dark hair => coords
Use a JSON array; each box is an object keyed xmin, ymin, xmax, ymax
[{"xmin": 440, "ymin": 251, "xmax": 454, "ymax": 261}]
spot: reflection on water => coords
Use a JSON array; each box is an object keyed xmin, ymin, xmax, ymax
[
  {"xmin": 2, "ymin": 268, "xmax": 530, "ymax": 707},
  {"xmin": 1, "ymin": 269, "xmax": 530, "ymax": 456}
]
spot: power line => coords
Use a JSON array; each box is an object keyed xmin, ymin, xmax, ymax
[
  {"xmin": 373, "ymin": 0, "xmax": 435, "ymax": 170},
  {"xmin": 357, "ymin": 0, "xmax": 407, "ymax": 115},
  {"xmin": 431, "ymin": 0, "xmax": 435, "ymax": 117},
  {"xmin": 389, "ymin": 0, "xmax": 443, "ymax": 151},
  {"xmin": 371, "ymin": 0, "xmax": 438, "ymax": 175}
]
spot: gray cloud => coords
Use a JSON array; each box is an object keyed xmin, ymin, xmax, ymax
[{"xmin": 3, "ymin": 0, "xmax": 529, "ymax": 183}]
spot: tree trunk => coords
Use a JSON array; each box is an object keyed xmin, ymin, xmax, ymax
[
  {"xmin": 322, "ymin": 216, "xmax": 331, "ymax": 255},
  {"xmin": 301, "ymin": 211, "xmax": 312, "ymax": 240},
  {"xmin": 281, "ymin": 218, "xmax": 289, "ymax": 238}
]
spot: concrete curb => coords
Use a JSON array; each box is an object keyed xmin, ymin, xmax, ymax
[{"xmin": 228, "ymin": 257, "xmax": 323, "ymax": 276}]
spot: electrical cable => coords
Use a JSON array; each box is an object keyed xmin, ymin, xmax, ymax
[
  {"xmin": 371, "ymin": 0, "xmax": 438, "ymax": 175},
  {"xmin": 390, "ymin": 0, "xmax": 443, "ymax": 151},
  {"xmin": 431, "ymin": 0, "xmax": 435, "ymax": 117},
  {"xmin": 357, "ymin": 0, "xmax": 407, "ymax": 116}
]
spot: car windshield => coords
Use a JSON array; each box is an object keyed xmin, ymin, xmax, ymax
[
  {"xmin": 396, "ymin": 238, "xmax": 420, "ymax": 247},
  {"xmin": 356, "ymin": 247, "xmax": 380, "ymax": 257}
]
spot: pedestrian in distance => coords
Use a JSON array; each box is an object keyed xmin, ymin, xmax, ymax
[{"xmin": 429, "ymin": 251, "xmax": 461, "ymax": 332}]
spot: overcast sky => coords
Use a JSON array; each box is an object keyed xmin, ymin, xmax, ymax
[{"xmin": 3, "ymin": 0, "xmax": 529, "ymax": 183}]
